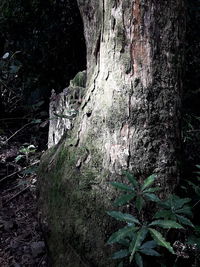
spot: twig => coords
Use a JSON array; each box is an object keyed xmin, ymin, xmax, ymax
[
  {"xmin": 0, "ymin": 79, "xmax": 14, "ymax": 92},
  {"xmin": 3, "ymin": 186, "xmax": 30, "ymax": 205},
  {"xmin": 0, "ymin": 169, "xmax": 22, "ymax": 184},
  {"xmin": 0, "ymin": 117, "xmax": 29, "ymax": 121},
  {"xmin": 5, "ymin": 122, "xmax": 32, "ymax": 143},
  {"xmin": 0, "ymin": 160, "xmax": 40, "ymax": 184},
  {"xmin": 186, "ymin": 130, "xmax": 200, "ymax": 133},
  {"xmin": 192, "ymin": 199, "xmax": 200, "ymax": 208},
  {"xmin": 4, "ymin": 183, "xmax": 21, "ymax": 193},
  {"xmin": 38, "ymin": 254, "xmax": 46, "ymax": 267}
]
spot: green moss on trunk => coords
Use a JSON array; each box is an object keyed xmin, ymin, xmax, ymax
[{"xmin": 38, "ymin": 139, "xmax": 115, "ymax": 266}]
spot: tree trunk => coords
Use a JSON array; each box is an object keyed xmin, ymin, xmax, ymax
[{"xmin": 38, "ymin": 0, "xmax": 185, "ymax": 266}]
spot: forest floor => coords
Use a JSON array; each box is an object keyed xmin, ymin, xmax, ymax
[{"xmin": 0, "ymin": 117, "xmax": 48, "ymax": 267}]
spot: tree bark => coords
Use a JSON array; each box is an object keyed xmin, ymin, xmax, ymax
[
  {"xmin": 38, "ymin": 0, "xmax": 185, "ymax": 266},
  {"xmin": 77, "ymin": 0, "xmax": 185, "ymax": 190}
]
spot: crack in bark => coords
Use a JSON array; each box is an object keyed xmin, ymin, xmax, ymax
[
  {"xmin": 102, "ymin": 0, "xmax": 105, "ymax": 42},
  {"xmin": 111, "ymin": 17, "xmax": 116, "ymax": 31},
  {"xmin": 127, "ymin": 81, "xmax": 134, "ymax": 170},
  {"xmin": 76, "ymin": 148, "xmax": 90, "ymax": 169},
  {"xmin": 130, "ymin": 1, "xmax": 135, "ymax": 76},
  {"xmin": 120, "ymin": 7, "xmax": 126, "ymax": 53},
  {"xmin": 93, "ymin": 31, "xmax": 101, "ymax": 64},
  {"xmin": 81, "ymin": 67, "xmax": 100, "ymax": 111},
  {"xmin": 105, "ymin": 71, "xmax": 110, "ymax": 81}
]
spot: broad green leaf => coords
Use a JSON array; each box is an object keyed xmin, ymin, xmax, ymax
[
  {"xmin": 129, "ymin": 228, "xmax": 148, "ymax": 262},
  {"xmin": 107, "ymin": 211, "xmax": 141, "ymax": 224},
  {"xmin": 15, "ymin": 154, "xmax": 25, "ymax": 162},
  {"xmin": 110, "ymin": 182, "xmax": 134, "ymax": 192},
  {"xmin": 173, "ymin": 196, "xmax": 191, "ymax": 210},
  {"xmin": 181, "ymin": 185, "xmax": 187, "ymax": 191},
  {"xmin": 140, "ymin": 248, "xmax": 161, "ymax": 256},
  {"xmin": 154, "ymin": 210, "xmax": 175, "ymax": 220},
  {"xmin": 141, "ymin": 174, "xmax": 156, "ymax": 191},
  {"xmin": 144, "ymin": 193, "xmax": 160, "ymax": 202},
  {"xmin": 196, "ymin": 165, "xmax": 200, "ymax": 169},
  {"xmin": 125, "ymin": 230, "xmax": 136, "ymax": 239},
  {"xmin": 159, "ymin": 198, "xmax": 172, "ymax": 209},
  {"xmin": 28, "ymin": 144, "xmax": 36, "ymax": 150},
  {"xmin": 140, "ymin": 240, "xmax": 157, "ymax": 250},
  {"xmin": 22, "ymin": 166, "xmax": 38, "ymax": 175},
  {"xmin": 107, "ymin": 225, "xmax": 139, "ymax": 244},
  {"xmin": 159, "ymin": 195, "xmax": 190, "ymax": 210},
  {"xmin": 114, "ymin": 193, "xmax": 136, "ymax": 206},
  {"xmin": 136, "ymin": 196, "xmax": 145, "ymax": 213},
  {"xmin": 19, "ymin": 147, "xmax": 28, "ymax": 154},
  {"xmin": 117, "ymin": 238, "xmax": 130, "ymax": 247},
  {"xmin": 135, "ymin": 252, "xmax": 143, "ymax": 267},
  {"xmin": 149, "ymin": 220, "xmax": 184, "ymax": 229},
  {"xmin": 176, "ymin": 206, "xmax": 193, "ymax": 217},
  {"xmin": 54, "ymin": 113, "xmax": 71, "ymax": 119},
  {"xmin": 143, "ymin": 187, "xmax": 161, "ymax": 193},
  {"xmin": 187, "ymin": 181, "xmax": 197, "ymax": 189},
  {"xmin": 32, "ymin": 119, "xmax": 42, "ymax": 124},
  {"xmin": 161, "ymin": 195, "xmax": 188, "ymax": 208},
  {"xmin": 123, "ymin": 171, "xmax": 138, "ymax": 188},
  {"xmin": 112, "ymin": 249, "xmax": 129, "ymax": 259},
  {"xmin": 193, "ymin": 186, "xmax": 200, "ymax": 196},
  {"xmin": 176, "ymin": 215, "xmax": 194, "ymax": 227},
  {"xmin": 149, "ymin": 228, "xmax": 174, "ymax": 254}
]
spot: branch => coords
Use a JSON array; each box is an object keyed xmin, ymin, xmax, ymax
[
  {"xmin": 5, "ymin": 122, "xmax": 32, "ymax": 143},
  {"xmin": 3, "ymin": 186, "xmax": 30, "ymax": 206},
  {"xmin": 0, "ymin": 160, "xmax": 40, "ymax": 184}
]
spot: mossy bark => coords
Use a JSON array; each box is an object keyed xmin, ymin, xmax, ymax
[{"xmin": 38, "ymin": 0, "xmax": 185, "ymax": 266}]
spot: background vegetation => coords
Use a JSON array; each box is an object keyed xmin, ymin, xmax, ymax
[{"xmin": 0, "ymin": 0, "xmax": 86, "ymax": 114}]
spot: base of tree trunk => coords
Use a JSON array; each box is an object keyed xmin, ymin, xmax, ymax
[{"xmin": 38, "ymin": 139, "xmax": 116, "ymax": 266}]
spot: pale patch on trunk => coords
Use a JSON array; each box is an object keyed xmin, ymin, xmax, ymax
[
  {"xmin": 48, "ymin": 71, "xmax": 86, "ymax": 148},
  {"xmin": 48, "ymin": 89, "xmax": 71, "ymax": 148}
]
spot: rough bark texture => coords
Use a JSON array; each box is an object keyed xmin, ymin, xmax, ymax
[
  {"xmin": 38, "ymin": 0, "xmax": 185, "ymax": 266},
  {"xmin": 48, "ymin": 71, "xmax": 86, "ymax": 148}
]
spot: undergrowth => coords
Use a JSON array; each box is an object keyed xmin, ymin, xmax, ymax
[{"xmin": 107, "ymin": 170, "xmax": 200, "ymax": 267}]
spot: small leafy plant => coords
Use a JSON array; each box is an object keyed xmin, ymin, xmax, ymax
[
  {"xmin": 107, "ymin": 172, "xmax": 195, "ymax": 266},
  {"xmin": 15, "ymin": 144, "xmax": 36, "ymax": 164},
  {"xmin": 154, "ymin": 195, "xmax": 194, "ymax": 228},
  {"xmin": 111, "ymin": 173, "xmax": 160, "ymax": 212}
]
